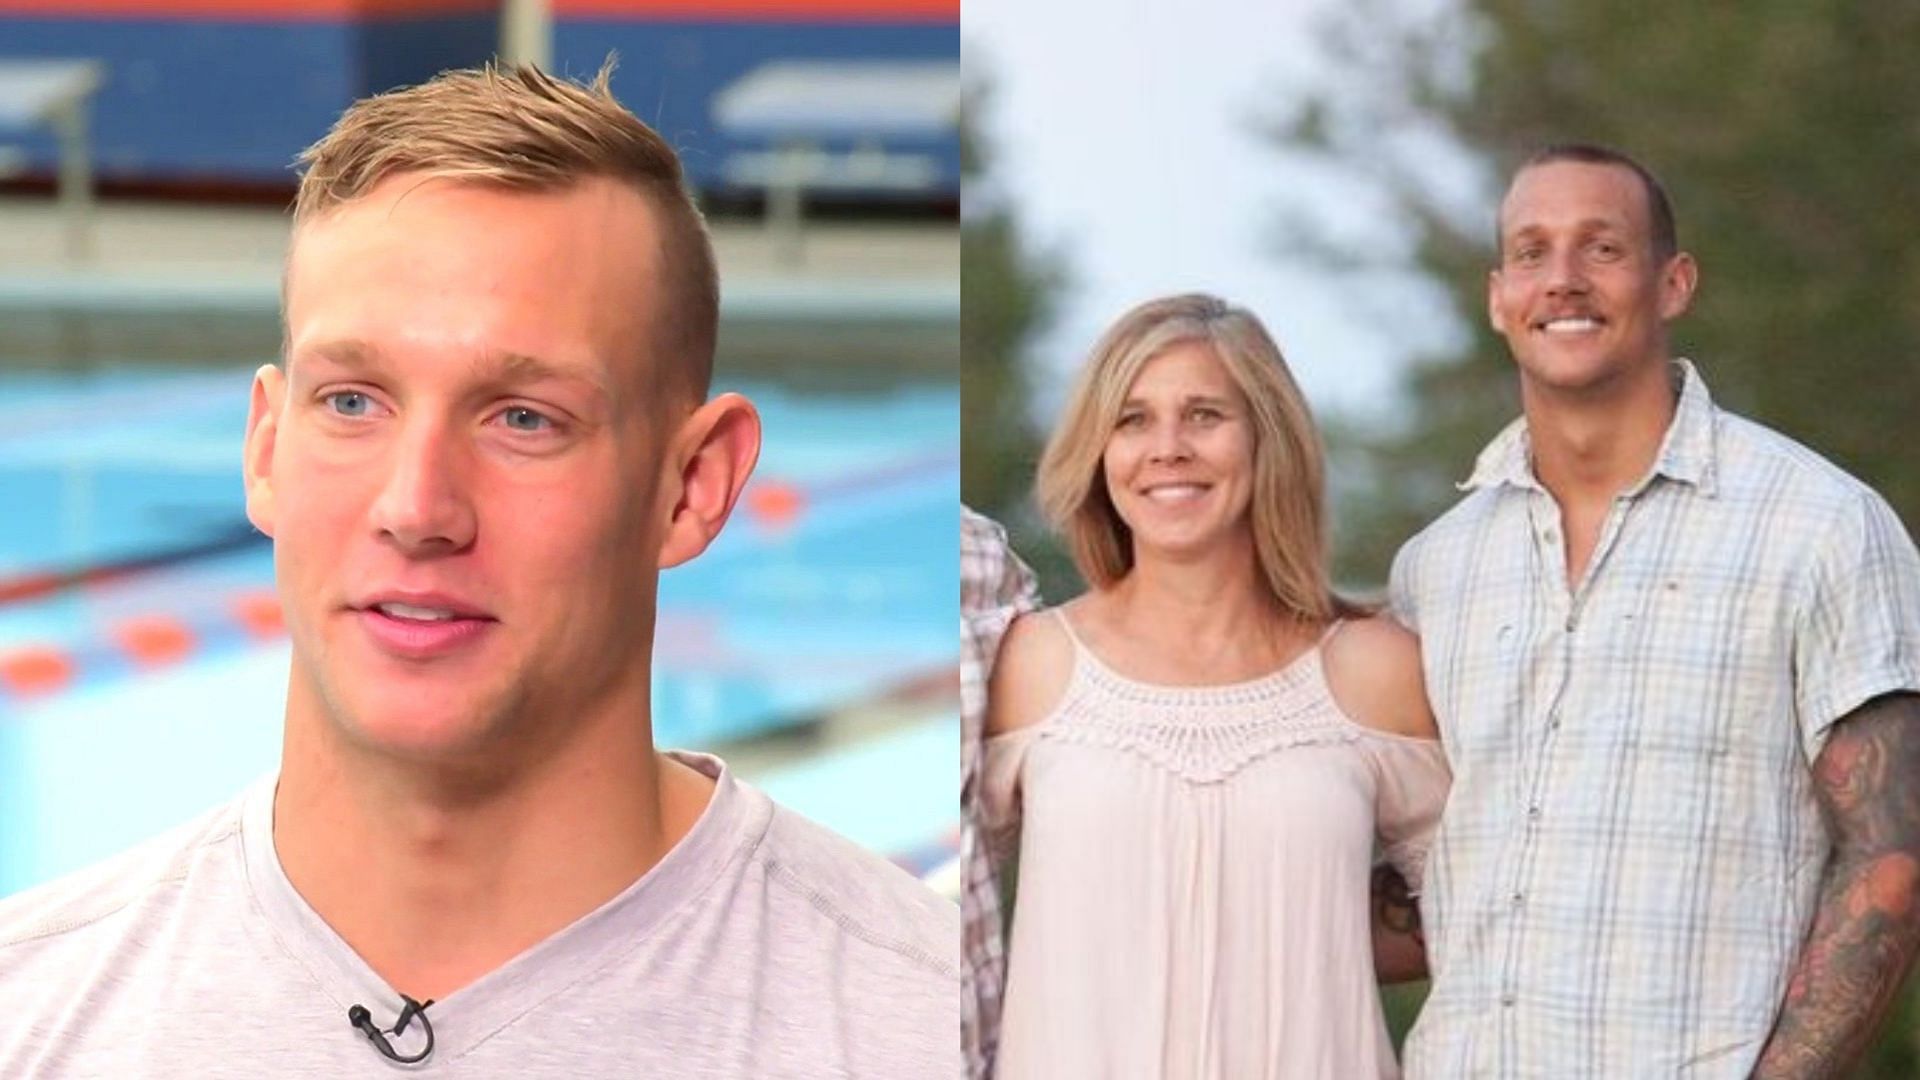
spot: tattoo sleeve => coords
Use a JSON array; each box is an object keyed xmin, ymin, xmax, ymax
[
  {"xmin": 1372, "ymin": 861, "xmax": 1429, "ymax": 984},
  {"xmin": 1754, "ymin": 692, "xmax": 1920, "ymax": 1079}
]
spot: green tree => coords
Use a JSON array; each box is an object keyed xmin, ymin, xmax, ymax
[
  {"xmin": 1281, "ymin": 2, "xmax": 1920, "ymax": 1069},
  {"xmin": 1283, "ymin": 0, "xmax": 1920, "ymax": 591},
  {"xmin": 959, "ymin": 67, "xmax": 1079, "ymax": 597}
]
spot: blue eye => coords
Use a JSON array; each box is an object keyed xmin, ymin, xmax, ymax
[
  {"xmin": 325, "ymin": 391, "xmax": 372, "ymax": 417},
  {"xmin": 501, "ymin": 406, "xmax": 552, "ymax": 432}
]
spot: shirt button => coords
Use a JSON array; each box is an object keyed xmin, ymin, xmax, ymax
[
  {"xmin": 1527, "ymin": 804, "xmax": 1542, "ymax": 820},
  {"xmin": 1548, "ymin": 715, "xmax": 1561, "ymax": 731},
  {"xmin": 1500, "ymin": 994, "xmax": 1516, "ymax": 1008},
  {"xmin": 1542, "ymin": 529, "xmax": 1558, "ymax": 545},
  {"xmin": 1510, "ymin": 891, "xmax": 1526, "ymax": 906}
]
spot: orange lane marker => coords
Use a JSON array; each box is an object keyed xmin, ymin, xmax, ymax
[
  {"xmin": 113, "ymin": 616, "xmax": 197, "ymax": 668},
  {"xmin": 0, "ymin": 647, "xmax": 76, "ymax": 697},
  {"xmin": 232, "ymin": 590, "xmax": 286, "ymax": 639},
  {"xmin": 747, "ymin": 480, "xmax": 806, "ymax": 529}
]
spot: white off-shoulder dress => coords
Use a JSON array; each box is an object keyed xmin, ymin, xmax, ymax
[{"xmin": 981, "ymin": 610, "xmax": 1450, "ymax": 1080}]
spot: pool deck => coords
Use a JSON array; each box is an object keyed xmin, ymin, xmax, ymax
[{"xmin": 0, "ymin": 195, "xmax": 958, "ymax": 371}]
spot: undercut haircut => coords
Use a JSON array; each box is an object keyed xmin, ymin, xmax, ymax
[
  {"xmin": 1503, "ymin": 143, "xmax": 1678, "ymax": 263},
  {"xmin": 292, "ymin": 60, "xmax": 719, "ymax": 399}
]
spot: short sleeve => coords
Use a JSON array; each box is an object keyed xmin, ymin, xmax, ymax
[
  {"xmin": 978, "ymin": 729, "xmax": 1039, "ymax": 865},
  {"xmin": 1792, "ymin": 489, "xmax": 1920, "ymax": 758},
  {"xmin": 1366, "ymin": 736, "xmax": 1451, "ymax": 895},
  {"xmin": 1387, "ymin": 540, "xmax": 1421, "ymax": 635}
]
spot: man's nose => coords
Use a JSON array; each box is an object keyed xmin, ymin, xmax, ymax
[
  {"xmin": 370, "ymin": 419, "xmax": 477, "ymax": 556},
  {"xmin": 1544, "ymin": 247, "xmax": 1590, "ymax": 296}
]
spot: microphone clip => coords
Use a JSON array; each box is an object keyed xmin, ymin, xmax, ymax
[{"xmin": 348, "ymin": 994, "xmax": 436, "ymax": 1064}]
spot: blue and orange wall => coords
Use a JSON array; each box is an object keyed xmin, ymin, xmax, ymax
[{"xmin": 0, "ymin": 0, "xmax": 957, "ymax": 191}]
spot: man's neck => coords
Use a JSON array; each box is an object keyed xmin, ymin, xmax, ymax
[
  {"xmin": 270, "ymin": 698, "xmax": 711, "ymax": 1001},
  {"xmin": 1522, "ymin": 358, "xmax": 1679, "ymax": 508}
]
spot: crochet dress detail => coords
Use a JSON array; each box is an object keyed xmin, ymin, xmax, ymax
[
  {"xmin": 1040, "ymin": 618, "xmax": 1362, "ymax": 785},
  {"xmin": 980, "ymin": 607, "xmax": 1450, "ymax": 1080}
]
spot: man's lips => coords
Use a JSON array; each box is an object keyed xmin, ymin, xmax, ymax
[
  {"xmin": 1532, "ymin": 314, "xmax": 1606, "ymax": 334},
  {"xmin": 349, "ymin": 592, "xmax": 494, "ymax": 621},
  {"xmin": 346, "ymin": 593, "xmax": 498, "ymax": 659}
]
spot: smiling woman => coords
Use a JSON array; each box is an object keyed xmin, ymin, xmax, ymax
[
  {"xmin": 968, "ymin": 293, "xmax": 1447, "ymax": 1080},
  {"xmin": 1036, "ymin": 294, "xmax": 1345, "ymax": 621}
]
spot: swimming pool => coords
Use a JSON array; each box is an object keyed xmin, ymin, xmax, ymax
[{"xmin": 0, "ymin": 364, "xmax": 957, "ymax": 896}]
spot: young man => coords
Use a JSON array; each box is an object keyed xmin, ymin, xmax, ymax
[
  {"xmin": 1392, "ymin": 144, "xmax": 1920, "ymax": 1078},
  {"xmin": 0, "ymin": 65, "xmax": 956, "ymax": 1077}
]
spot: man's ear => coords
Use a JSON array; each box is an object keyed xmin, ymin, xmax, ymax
[
  {"xmin": 1659, "ymin": 251, "xmax": 1699, "ymax": 322},
  {"xmin": 1486, "ymin": 269, "xmax": 1505, "ymax": 335},
  {"xmin": 658, "ymin": 392, "xmax": 762, "ymax": 570},
  {"xmin": 243, "ymin": 364, "xmax": 285, "ymax": 538}
]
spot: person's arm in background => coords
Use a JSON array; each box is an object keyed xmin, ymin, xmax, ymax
[{"xmin": 960, "ymin": 506, "xmax": 1041, "ymax": 1080}]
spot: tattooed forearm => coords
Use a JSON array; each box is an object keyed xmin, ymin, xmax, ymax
[
  {"xmin": 1755, "ymin": 693, "xmax": 1920, "ymax": 1079},
  {"xmin": 1371, "ymin": 862, "xmax": 1429, "ymax": 984}
]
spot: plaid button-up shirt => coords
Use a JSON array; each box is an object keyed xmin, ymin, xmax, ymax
[
  {"xmin": 1392, "ymin": 362, "xmax": 1920, "ymax": 1078},
  {"xmin": 960, "ymin": 507, "xmax": 1039, "ymax": 1080}
]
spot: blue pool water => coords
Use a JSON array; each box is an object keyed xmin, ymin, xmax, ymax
[{"xmin": 0, "ymin": 365, "xmax": 957, "ymax": 896}]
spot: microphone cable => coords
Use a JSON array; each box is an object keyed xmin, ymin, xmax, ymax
[{"xmin": 348, "ymin": 994, "xmax": 436, "ymax": 1065}]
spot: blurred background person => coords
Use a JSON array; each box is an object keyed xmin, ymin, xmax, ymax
[
  {"xmin": 960, "ymin": 504, "xmax": 1039, "ymax": 1079},
  {"xmin": 0, "ymin": 0, "xmax": 958, "ymax": 911},
  {"xmin": 980, "ymin": 294, "xmax": 1445, "ymax": 1079},
  {"xmin": 964, "ymin": 1, "xmax": 1920, "ymax": 1069}
]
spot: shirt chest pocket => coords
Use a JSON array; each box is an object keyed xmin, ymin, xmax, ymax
[
  {"xmin": 1600, "ymin": 573, "xmax": 1791, "ymax": 721},
  {"xmin": 1620, "ymin": 716, "xmax": 1735, "ymax": 822}
]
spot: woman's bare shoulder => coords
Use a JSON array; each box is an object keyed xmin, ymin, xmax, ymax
[
  {"xmin": 1320, "ymin": 616, "xmax": 1438, "ymax": 740},
  {"xmin": 986, "ymin": 604, "xmax": 1079, "ymax": 736}
]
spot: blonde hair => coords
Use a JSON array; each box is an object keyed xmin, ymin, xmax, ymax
[
  {"xmin": 292, "ymin": 60, "xmax": 718, "ymax": 397},
  {"xmin": 1036, "ymin": 293, "xmax": 1348, "ymax": 621}
]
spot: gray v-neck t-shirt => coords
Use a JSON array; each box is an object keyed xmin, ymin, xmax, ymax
[{"xmin": 0, "ymin": 753, "xmax": 959, "ymax": 1077}]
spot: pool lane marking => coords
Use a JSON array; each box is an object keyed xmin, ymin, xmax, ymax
[
  {"xmin": 0, "ymin": 446, "xmax": 955, "ymax": 611},
  {"xmin": 0, "ymin": 524, "xmax": 268, "ymax": 608}
]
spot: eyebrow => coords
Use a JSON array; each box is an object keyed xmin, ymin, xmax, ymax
[
  {"xmin": 297, "ymin": 338, "xmax": 377, "ymax": 372},
  {"xmin": 1505, "ymin": 217, "xmax": 1627, "ymax": 243},
  {"xmin": 296, "ymin": 340, "xmax": 612, "ymax": 402},
  {"xmin": 1120, "ymin": 393, "xmax": 1236, "ymax": 410},
  {"xmin": 485, "ymin": 351, "xmax": 613, "ymax": 401}
]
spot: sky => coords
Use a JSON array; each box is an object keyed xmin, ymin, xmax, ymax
[{"xmin": 964, "ymin": 0, "xmax": 1469, "ymax": 430}]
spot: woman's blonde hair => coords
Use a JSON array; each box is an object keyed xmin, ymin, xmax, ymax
[{"xmin": 1035, "ymin": 293, "xmax": 1348, "ymax": 621}]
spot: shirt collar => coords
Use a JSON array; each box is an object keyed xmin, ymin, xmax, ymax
[{"xmin": 1460, "ymin": 359, "xmax": 1718, "ymax": 497}]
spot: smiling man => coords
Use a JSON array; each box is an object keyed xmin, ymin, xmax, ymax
[
  {"xmin": 1391, "ymin": 143, "xmax": 1920, "ymax": 1078},
  {"xmin": 0, "ymin": 65, "xmax": 956, "ymax": 1077}
]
